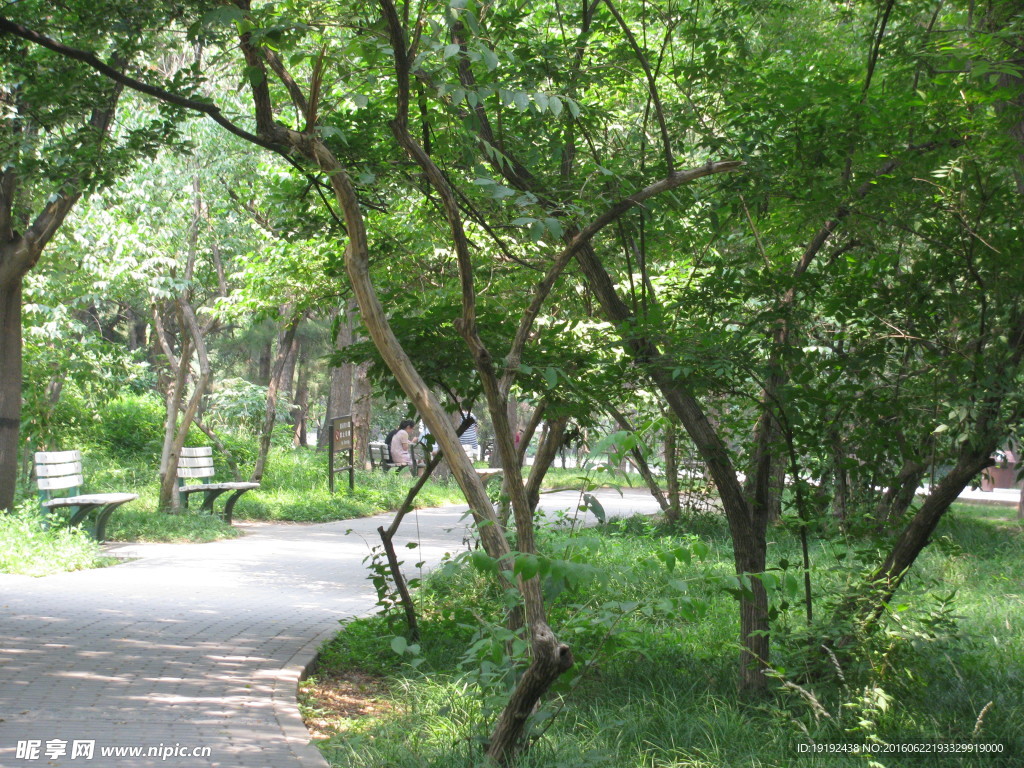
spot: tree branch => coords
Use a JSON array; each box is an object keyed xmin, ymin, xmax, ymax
[{"xmin": 0, "ymin": 16, "xmax": 283, "ymax": 155}]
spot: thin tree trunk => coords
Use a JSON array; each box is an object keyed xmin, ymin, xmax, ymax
[
  {"xmin": 352, "ymin": 361, "xmax": 372, "ymax": 469},
  {"xmin": 664, "ymin": 412, "xmax": 681, "ymax": 523},
  {"xmin": 862, "ymin": 447, "xmax": 994, "ymax": 619},
  {"xmin": 155, "ymin": 303, "xmax": 214, "ymax": 512},
  {"xmin": 320, "ymin": 302, "xmax": 355, "ymax": 449},
  {"xmin": 524, "ymin": 416, "xmax": 569, "ymax": 512},
  {"xmin": 573, "ymin": 239, "xmax": 770, "ymax": 693},
  {"xmin": 607, "ymin": 403, "xmax": 670, "ymax": 513},
  {"xmin": 292, "ymin": 343, "xmax": 310, "ymax": 448},
  {"xmin": 251, "ymin": 314, "xmax": 302, "ymax": 483},
  {"xmin": 874, "ymin": 460, "xmax": 926, "ymax": 530},
  {"xmin": 0, "ymin": 277, "xmax": 24, "ymax": 512},
  {"xmin": 516, "ymin": 401, "xmax": 546, "ymax": 466},
  {"xmin": 256, "ymin": 340, "xmax": 272, "ymax": 385},
  {"xmin": 157, "ymin": 326, "xmax": 189, "ymax": 512}
]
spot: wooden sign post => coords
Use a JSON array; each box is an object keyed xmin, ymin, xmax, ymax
[{"xmin": 328, "ymin": 415, "xmax": 355, "ymax": 493}]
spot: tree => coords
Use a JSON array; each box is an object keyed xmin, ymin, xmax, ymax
[{"xmin": 0, "ymin": 2, "xmax": 188, "ymax": 509}]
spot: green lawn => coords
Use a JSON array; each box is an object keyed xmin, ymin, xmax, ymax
[{"xmin": 3, "ymin": 446, "xmax": 470, "ymax": 573}]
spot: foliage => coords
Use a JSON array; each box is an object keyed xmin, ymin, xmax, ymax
[
  {"xmin": 95, "ymin": 392, "xmax": 168, "ymax": 458},
  {"xmin": 105, "ymin": 506, "xmax": 238, "ymax": 543},
  {"xmin": 205, "ymin": 378, "xmax": 284, "ymax": 433},
  {"xmin": 0, "ymin": 503, "xmax": 111, "ymax": 576},
  {"xmin": 310, "ymin": 504, "xmax": 1024, "ymax": 767}
]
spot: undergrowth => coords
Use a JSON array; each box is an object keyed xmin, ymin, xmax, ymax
[
  {"xmin": 0, "ymin": 504, "xmax": 112, "ymax": 576},
  {"xmin": 309, "ymin": 502, "xmax": 1024, "ymax": 768}
]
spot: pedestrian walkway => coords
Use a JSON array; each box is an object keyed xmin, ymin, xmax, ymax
[{"xmin": 0, "ymin": 490, "xmax": 661, "ymax": 768}]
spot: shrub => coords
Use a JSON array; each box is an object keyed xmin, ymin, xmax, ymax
[
  {"xmin": 96, "ymin": 393, "xmax": 166, "ymax": 459},
  {"xmin": 0, "ymin": 504, "xmax": 109, "ymax": 576}
]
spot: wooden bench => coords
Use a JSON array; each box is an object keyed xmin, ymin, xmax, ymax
[
  {"xmin": 177, "ymin": 447, "xmax": 259, "ymax": 524},
  {"xmin": 35, "ymin": 450, "xmax": 138, "ymax": 542}
]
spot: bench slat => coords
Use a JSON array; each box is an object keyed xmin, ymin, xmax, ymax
[
  {"xmin": 178, "ymin": 456, "xmax": 215, "ymax": 469},
  {"xmin": 178, "ymin": 467, "xmax": 216, "ymax": 478},
  {"xmin": 37, "ymin": 474, "xmax": 84, "ymax": 491},
  {"xmin": 180, "ymin": 482, "xmax": 260, "ymax": 493},
  {"xmin": 181, "ymin": 446, "xmax": 213, "ymax": 457},
  {"xmin": 42, "ymin": 493, "xmax": 138, "ymax": 507},
  {"xmin": 35, "ymin": 450, "xmax": 82, "ymax": 464},
  {"xmin": 35, "ymin": 461, "xmax": 82, "ymax": 478}
]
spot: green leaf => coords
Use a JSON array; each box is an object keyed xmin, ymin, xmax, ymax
[
  {"xmin": 443, "ymin": 43, "xmax": 461, "ymax": 59},
  {"xmin": 471, "ymin": 549, "xmax": 495, "ymax": 573},
  {"xmin": 529, "ymin": 220, "xmax": 546, "ymax": 242},
  {"xmin": 514, "ymin": 553, "xmax": 540, "ymax": 580},
  {"xmin": 391, "ymin": 635, "xmax": 408, "ymax": 654}
]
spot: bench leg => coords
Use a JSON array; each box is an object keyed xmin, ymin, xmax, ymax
[
  {"xmin": 46, "ymin": 501, "xmax": 131, "ymax": 542},
  {"xmin": 221, "ymin": 488, "xmax": 254, "ymax": 525},
  {"xmin": 199, "ymin": 489, "xmax": 232, "ymax": 514},
  {"xmin": 93, "ymin": 500, "xmax": 134, "ymax": 542}
]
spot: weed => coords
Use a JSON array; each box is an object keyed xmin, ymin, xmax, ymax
[{"xmin": 0, "ymin": 503, "xmax": 112, "ymax": 576}]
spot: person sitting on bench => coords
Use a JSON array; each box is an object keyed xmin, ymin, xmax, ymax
[{"xmin": 389, "ymin": 419, "xmax": 419, "ymax": 475}]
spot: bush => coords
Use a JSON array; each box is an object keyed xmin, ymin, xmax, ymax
[
  {"xmin": 0, "ymin": 504, "xmax": 109, "ymax": 576},
  {"xmin": 96, "ymin": 393, "xmax": 166, "ymax": 458}
]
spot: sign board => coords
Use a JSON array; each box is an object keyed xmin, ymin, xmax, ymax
[{"xmin": 328, "ymin": 415, "xmax": 355, "ymax": 493}]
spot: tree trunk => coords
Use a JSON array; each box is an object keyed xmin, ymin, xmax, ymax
[
  {"xmin": 0, "ymin": 276, "xmax": 23, "ymax": 511},
  {"xmin": 256, "ymin": 340, "xmax": 272, "ymax": 385},
  {"xmin": 516, "ymin": 401, "xmax": 546, "ymax": 466},
  {"xmin": 291, "ymin": 343, "xmax": 310, "ymax": 448},
  {"xmin": 319, "ymin": 302, "xmax": 355, "ymax": 449},
  {"xmin": 524, "ymin": 416, "xmax": 568, "ymax": 512},
  {"xmin": 279, "ymin": 322, "xmax": 299, "ymax": 412},
  {"xmin": 873, "ymin": 460, "xmax": 926, "ymax": 530},
  {"xmin": 155, "ymin": 303, "xmax": 213, "ymax": 511},
  {"xmin": 352, "ymin": 360, "xmax": 372, "ymax": 469},
  {"xmin": 157, "ymin": 330, "xmax": 190, "ymax": 512},
  {"xmin": 251, "ymin": 314, "xmax": 302, "ymax": 483},
  {"xmin": 664, "ymin": 413, "xmax": 681, "ymax": 523},
  {"xmin": 573, "ymin": 239, "xmax": 771, "ymax": 693},
  {"xmin": 862, "ymin": 447, "xmax": 994, "ymax": 620}
]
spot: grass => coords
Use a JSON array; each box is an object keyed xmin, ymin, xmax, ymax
[
  {"xmin": 3, "ymin": 443, "xmax": 472, "ymax": 573},
  {"xmin": 305, "ymin": 501, "xmax": 1024, "ymax": 768},
  {"xmin": 0, "ymin": 504, "xmax": 115, "ymax": 576}
]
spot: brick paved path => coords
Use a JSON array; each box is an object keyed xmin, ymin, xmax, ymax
[{"xmin": 0, "ymin": 490, "xmax": 660, "ymax": 768}]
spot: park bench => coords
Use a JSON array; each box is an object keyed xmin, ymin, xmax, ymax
[
  {"xmin": 34, "ymin": 450, "xmax": 138, "ymax": 542},
  {"xmin": 369, "ymin": 441, "xmax": 397, "ymax": 471},
  {"xmin": 475, "ymin": 468, "xmax": 503, "ymax": 485},
  {"xmin": 177, "ymin": 447, "xmax": 259, "ymax": 524}
]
